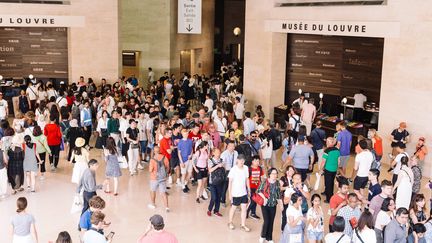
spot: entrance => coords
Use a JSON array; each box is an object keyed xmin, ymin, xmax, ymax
[{"xmin": 122, "ymin": 50, "xmax": 140, "ymax": 80}]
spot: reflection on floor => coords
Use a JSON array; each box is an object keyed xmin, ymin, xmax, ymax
[{"xmin": 0, "ymin": 147, "xmax": 430, "ymax": 243}]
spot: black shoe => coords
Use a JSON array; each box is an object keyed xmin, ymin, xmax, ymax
[
  {"xmin": 196, "ymin": 198, "xmax": 200, "ymax": 203},
  {"xmin": 250, "ymin": 214, "xmax": 260, "ymax": 220},
  {"xmin": 185, "ymin": 185, "xmax": 190, "ymax": 191},
  {"xmin": 320, "ymin": 191, "xmax": 326, "ymax": 196},
  {"xmin": 183, "ymin": 188, "xmax": 189, "ymax": 193},
  {"xmin": 200, "ymin": 195, "xmax": 207, "ymax": 200}
]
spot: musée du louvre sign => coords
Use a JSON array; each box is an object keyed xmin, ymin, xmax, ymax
[
  {"xmin": 0, "ymin": 15, "xmax": 85, "ymax": 27},
  {"xmin": 265, "ymin": 20, "xmax": 400, "ymax": 38}
]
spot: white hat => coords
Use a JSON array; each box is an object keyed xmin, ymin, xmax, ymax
[
  {"xmin": 75, "ymin": 137, "xmax": 85, "ymax": 147},
  {"xmin": 69, "ymin": 119, "xmax": 78, "ymax": 128}
]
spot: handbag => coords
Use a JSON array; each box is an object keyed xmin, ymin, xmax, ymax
[
  {"xmin": 59, "ymin": 137, "xmax": 65, "ymax": 151},
  {"xmin": 70, "ymin": 194, "xmax": 83, "ymax": 214},
  {"xmin": 252, "ymin": 180, "xmax": 269, "ymax": 206},
  {"xmin": 313, "ymin": 172, "xmax": 321, "ymax": 191}
]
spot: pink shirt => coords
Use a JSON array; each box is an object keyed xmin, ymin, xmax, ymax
[
  {"xmin": 137, "ymin": 231, "xmax": 178, "ymax": 243},
  {"xmin": 302, "ymin": 103, "xmax": 316, "ymax": 122},
  {"xmin": 194, "ymin": 149, "xmax": 209, "ymax": 168}
]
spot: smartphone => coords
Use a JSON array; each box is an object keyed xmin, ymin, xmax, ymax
[{"xmin": 106, "ymin": 231, "xmax": 115, "ymax": 240}]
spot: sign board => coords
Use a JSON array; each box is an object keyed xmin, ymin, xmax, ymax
[
  {"xmin": 178, "ymin": 0, "xmax": 201, "ymax": 34},
  {"xmin": 265, "ymin": 20, "xmax": 400, "ymax": 38},
  {"xmin": 0, "ymin": 15, "xmax": 85, "ymax": 27}
]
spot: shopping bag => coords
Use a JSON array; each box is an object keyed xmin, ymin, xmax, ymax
[
  {"xmin": 313, "ymin": 172, "xmax": 321, "ymax": 191},
  {"xmin": 118, "ymin": 156, "xmax": 128, "ymax": 169},
  {"xmin": 70, "ymin": 194, "xmax": 83, "ymax": 214}
]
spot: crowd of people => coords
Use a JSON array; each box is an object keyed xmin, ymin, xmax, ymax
[{"xmin": 0, "ymin": 62, "xmax": 431, "ymax": 243}]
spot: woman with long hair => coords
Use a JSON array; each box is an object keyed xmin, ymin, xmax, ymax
[
  {"xmin": 409, "ymin": 194, "xmax": 428, "ymax": 225},
  {"xmin": 70, "ymin": 137, "xmax": 89, "ymax": 184},
  {"xmin": 11, "ymin": 197, "xmax": 38, "ymax": 243},
  {"xmin": 193, "ymin": 141, "xmax": 209, "ymax": 203},
  {"xmin": 43, "ymin": 115, "xmax": 62, "ymax": 172},
  {"xmin": 306, "ymin": 194, "xmax": 324, "ymax": 243},
  {"xmin": 32, "ymin": 125, "xmax": 51, "ymax": 180},
  {"xmin": 393, "ymin": 156, "xmax": 414, "ymax": 209},
  {"xmin": 103, "ymin": 137, "xmax": 122, "ymax": 195},
  {"xmin": 352, "ymin": 211, "xmax": 377, "ymax": 243},
  {"xmin": 55, "ymin": 231, "xmax": 72, "ymax": 243},
  {"xmin": 280, "ymin": 165, "xmax": 296, "ymax": 231},
  {"xmin": 7, "ymin": 135, "xmax": 25, "ymax": 194},
  {"xmin": 374, "ymin": 197, "xmax": 396, "ymax": 243},
  {"xmin": 23, "ymin": 135, "xmax": 41, "ymax": 193}
]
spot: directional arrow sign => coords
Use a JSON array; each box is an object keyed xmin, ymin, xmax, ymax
[{"xmin": 178, "ymin": 0, "xmax": 201, "ymax": 34}]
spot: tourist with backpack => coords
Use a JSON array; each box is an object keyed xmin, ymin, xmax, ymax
[
  {"xmin": 207, "ymin": 148, "xmax": 225, "ymax": 217},
  {"xmin": 288, "ymin": 108, "xmax": 301, "ymax": 142},
  {"xmin": 148, "ymin": 146, "xmax": 170, "ymax": 212}
]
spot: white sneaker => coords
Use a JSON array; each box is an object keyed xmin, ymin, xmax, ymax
[
  {"xmin": 147, "ymin": 204, "xmax": 156, "ymax": 209},
  {"xmin": 138, "ymin": 164, "xmax": 145, "ymax": 170},
  {"xmin": 165, "ymin": 207, "xmax": 170, "ymax": 213},
  {"xmin": 176, "ymin": 180, "xmax": 182, "ymax": 187},
  {"xmin": 168, "ymin": 176, "xmax": 173, "ymax": 185},
  {"xmin": 259, "ymin": 237, "xmax": 265, "ymax": 243},
  {"xmin": 202, "ymin": 190, "xmax": 208, "ymax": 200},
  {"xmin": 268, "ymin": 241, "xmax": 274, "ymax": 243}
]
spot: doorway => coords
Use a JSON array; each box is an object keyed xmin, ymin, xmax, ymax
[
  {"xmin": 180, "ymin": 50, "xmax": 191, "ymax": 75},
  {"xmin": 122, "ymin": 50, "xmax": 140, "ymax": 79}
]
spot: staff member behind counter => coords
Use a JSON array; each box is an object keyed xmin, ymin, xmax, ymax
[{"xmin": 353, "ymin": 90, "xmax": 367, "ymax": 122}]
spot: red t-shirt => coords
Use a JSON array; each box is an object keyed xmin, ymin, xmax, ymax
[
  {"xmin": 43, "ymin": 123, "xmax": 62, "ymax": 146},
  {"xmin": 329, "ymin": 193, "xmax": 347, "ymax": 225},
  {"xmin": 159, "ymin": 137, "xmax": 172, "ymax": 160},
  {"xmin": 249, "ymin": 166, "xmax": 263, "ymax": 189}
]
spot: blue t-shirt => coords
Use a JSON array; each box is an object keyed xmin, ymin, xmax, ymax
[
  {"xmin": 311, "ymin": 128, "xmax": 326, "ymax": 150},
  {"xmin": 289, "ymin": 144, "xmax": 314, "ymax": 169},
  {"xmin": 79, "ymin": 209, "xmax": 92, "ymax": 231},
  {"xmin": 177, "ymin": 139, "xmax": 193, "ymax": 162},
  {"xmin": 337, "ymin": 129, "xmax": 352, "ymax": 156}
]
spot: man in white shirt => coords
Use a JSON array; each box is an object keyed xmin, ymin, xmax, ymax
[
  {"xmin": 26, "ymin": 82, "xmax": 38, "ymax": 110},
  {"xmin": 56, "ymin": 90, "xmax": 68, "ymax": 108},
  {"xmin": 148, "ymin": 67, "xmax": 155, "ymax": 86},
  {"xmin": 352, "ymin": 140, "xmax": 373, "ymax": 204},
  {"xmin": 242, "ymin": 112, "xmax": 255, "ymax": 137},
  {"xmin": 204, "ymin": 94, "xmax": 214, "ymax": 113},
  {"xmin": 353, "ymin": 90, "xmax": 367, "ymax": 121},
  {"xmin": 227, "ymin": 154, "xmax": 250, "ymax": 232},
  {"xmin": 0, "ymin": 92, "xmax": 8, "ymax": 120},
  {"xmin": 233, "ymin": 97, "xmax": 244, "ymax": 124}
]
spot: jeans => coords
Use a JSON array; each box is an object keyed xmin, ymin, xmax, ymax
[
  {"xmin": 38, "ymin": 152, "xmax": 46, "ymax": 173},
  {"xmin": 49, "ymin": 144, "xmax": 60, "ymax": 168},
  {"xmin": 261, "ymin": 205, "xmax": 277, "ymax": 241},
  {"xmin": 324, "ymin": 169, "xmax": 337, "ymax": 201},
  {"xmin": 220, "ymin": 171, "xmax": 230, "ymax": 203},
  {"xmin": 208, "ymin": 183, "xmax": 223, "ymax": 213},
  {"xmin": 247, "ymin": 188, "xmax": 257, "ymax": 215},
  {"xmin": 82, "ymin": 191, "xmax": 97, "ymax": 215}
]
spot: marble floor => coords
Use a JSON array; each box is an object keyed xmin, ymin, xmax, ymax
[{"xmin": 0, "ymin": 147, "xmax": 430, "ymax": 243}]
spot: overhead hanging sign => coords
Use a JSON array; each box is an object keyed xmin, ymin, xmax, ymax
[
  {"xmin": 265, "ymin": 20, "xmax": 400, "ymax": 38},
  {"xmin": 178, "ymin": 0, "xmax": 201, "ymax": 34},
  {"xmin": 0, "ymin": 15, "xmax": 85, "ymax": 27}
]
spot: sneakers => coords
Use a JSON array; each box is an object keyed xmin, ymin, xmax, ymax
[
  {"xmin": 240, "ymin": 225, "xmax": 251, "ymax": 232},
  {"xmin": 147, "ymin": 204, "xmax": 156, "ymax": 209},
  {"xmin": 250, "ymin": 214, "xmax": 261, "ymax": 220},
  {"xmin": 138, "ymin": 164, "xmax": 145, "ymax": 170},
  {"xmin": 182, "ymin": 187, "xmax": 189, "ymax": 193},
  {"xmin": 176, "ymin": 179, "xmax": 182, "ymax": 187},
  {"xmin": 259, "ymin": 237, "xmax": 265, "ymax": 243},
  {"xmin": 202, "ymin": 190, "xmax": 209, "ymax": 199},
  {"xmin": 200, "ymin": 195, "xmax": 207, "ymax": 201},
  {"xmin": 214, "ymin": 212, "xmax": 223, "ymax": 217},
  {"xmin": 165, "ymin": 208, "xmax": 170, "ymax": 213},
  {"xmin": 50, "ymin": 164, "xmax": 55, "ymax": 172},
  {"xmin": 207, "ymin": 211, "xmax": 212, "ymax": 217},
  {"xmin": 228, "ymin": 222, "xmax": 235, "ymax": 230}
]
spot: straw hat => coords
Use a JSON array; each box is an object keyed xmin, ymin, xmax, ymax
[{"xmin": 75, "ymin": 137, "xmax": 85, "ymax": 148}]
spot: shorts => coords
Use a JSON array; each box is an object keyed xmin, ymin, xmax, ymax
[
  {"xmin": 196, "ymin": 167, "xmax": 208, "ymax": 180},
  {"xmin": 139, "ymin": 140, "xmax": 148, "ymax": 154},
  {"xmin": 150, "ymin": 180, "xmax": 167, "ymax": 193},
  {"xmin": 354, "ymin": 176, "xmax": 368, "ymax": 190},
  {"xmin": 307, "ymin": 230, "xmax": 323, "ymax": 241},
  {"xmin": 170, "ymin": 157, "xmax": 180, "ymax": 169},
  {"xmin": 180, "ymin": 160, "xmax": 193, "ymax": 174},
  {"xmin": 232, "ymin": 195, "xmax": 248, "ymax": 206},
  {"xmin": 339, "ymin": 156, "xmax": 350, "ymax": 168}
]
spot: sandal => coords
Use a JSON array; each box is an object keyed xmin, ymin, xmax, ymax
[
  {"xmin": 240, "ymin": 225, "xmax": 250, "ymax": 232},
  {"xmin": 113, "ymin": 193, "xmax": 118, "ymax": 196},
  {"xmin": 104, "ymin": 190, "xmax": 111, "ymax": 194},
  {"xmin": 228, "ymin": 222, "xmax": 235, "ymax": 230}
]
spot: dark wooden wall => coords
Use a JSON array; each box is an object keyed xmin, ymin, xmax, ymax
[
  {"xmin": 285, "ymin": 34, "xmax": 383, "ymax": 106},
  {"xmin": 0, "ymin": 27, "xmax": 68, "ymax": 80}
]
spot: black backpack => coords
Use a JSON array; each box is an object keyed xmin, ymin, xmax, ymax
[{"xmin": 210, "ymin": 159, "xmax": 226, "ymax": 185}]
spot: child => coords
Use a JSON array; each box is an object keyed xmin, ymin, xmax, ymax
[
  {"xmin": 177, "ymin": 129, "xmax": 193, "ymax": 193},
  {"xmin": 307, "ymin": 194, "xmax": 324, "ymax": 243},
  {"xmin": 367, "ymin": 169, "xmax": 381, "ymax": 202},
  {"xmin": 247, "ymin": 155, "xmax": 263, "ymax": 220},
  {"xmin": 79, "ymin": 196, "xmax": 107, "ymax": 233},
  {"xmin": 23, "ymin": 135, "xmax": 41, "ymax": 193}
]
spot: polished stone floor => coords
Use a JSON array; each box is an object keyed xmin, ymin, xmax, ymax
[{"xmin": 0, "ymin": 146, "xmax": 430, "ymax": 243}]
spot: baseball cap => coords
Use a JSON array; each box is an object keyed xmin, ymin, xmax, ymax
[{"xmin": 150, "ymin": 214, "xmax": 164, "ymax": 227}]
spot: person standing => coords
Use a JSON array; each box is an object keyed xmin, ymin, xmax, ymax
[
  {"xmin": 320, "ymin": 137, "xmax": 341, "ymax": 202},
  {"xmin": 107, "ymin": 110, "xmax": 121, "ymax": 151},
  {"xmin": 65, "ymin": 119, "xmax": 81, "ymax": 162},
  {"xmin": 103, "ymin": 137, "xmax": 121, "ymax": 195},
  {"xmin": 26, "ymin": 82, "xmax": 38, "ymax": 111},
  {"xmin": 374, "ymin": 198, "xmax": 396, "ymax": 243},
  {"xmin": 95, "ymin": 110, "xmax": 109, "ymax": 150},
  {"xmin": 19, "ymin": 89, "xmax": 31, "ymax": 114},
  {"xmin": 247, "ymin": 155, "xmax": 264, "ymax": 219},
  {"xmin": 369, "ymin": 180, "xmax": 393, "ymax": 223},
  {"xmin": 70, "ymin": 137, "xmax": 90, "ymax": 184},
  {"xmin": 390, "ymin": 122, "xmax": 409, "ymax": 157},
  {"xmin": 227, "ymin": 154, "xmax": 251, "ymax": 232},
  {"xmin": 384, "ymin": 207, "xmax": 409, "ymax": 243},
  {"xmin": 0, "ymin": 142, "xmax": 7, "ymax": 199},
  {"xmin": 148, "ymin": 67, "xmax": 155, "ymax": 87},
  {"xmin": 207, "ymin": 148, "xmax": 225, "ymax": 217},
  {"xmin": 193, "ymin": 141, "xmax": 210, "ymax": 203},
  {"xmin": 0, "ymin": 92, "xmax": 8, "ymax": 120},
  {"xmin": 233, "ymin": 97, "xmax": 244, "ymax": 125},
  {"xmin": 11, "ymin": 197, "xmax": 38, "ymax": 243},
  {"xmin": 324, "ymin": 216, "xmax": 351, "ymax": 243},
  {"xmin": 137, "ymin": 214, "xmax": 178, "ymax": 243},
  {"xmin": 177, "ymin": 128, "xmax": 193, "ymax": 193},
  {"xmin": 413, "ymin": 137, "xmax": 428, "ymax": 170},
  {"xmin": 329, "ymin": 177, "xmax": 349, "ymax": 232},
  {"xmin": 76, "ymin": 159, "xmax": 103, "ymax": 214},
  {"xmin": 23, "ymin": 135, "xmax": 41, "ymax": 193},
  {"xmin": 352, "ymin": 211, "xmax": 377, "ymax": 243},
  {"xmin": 257, "ymin": 167, "xmax": 281, "ymax": 243},
  {"xmin": 148, "ymin": 146, "xmax": 170, "ymax": 212},
  {"xmin": 44, "ymin": 115, "xmax": 62, "ymax": 172},
  {"xmin": 301, "ymin": 99, "xmax": 316, "ymax": 136},
  {"xmin": 126, "ymin": 119, "xmax": 140, "ymax": 176},
  {"xmin": 353, "ymin": 90, "xmax": 367, "ymax": 121},
  {"xmin": 280, "ymin": 193, "xmax": 306, "ymax": 243},
  {"xmin": 336, "ymin": 122, "xmax": 352, "ymax": 177},
  {"xmin": 220, "ymin": 141, "xmax": 238, "ymax": 206},
  {"xmin": 32, "ymin": 125, "xmax": 51, "ymax": 180},
  {"xmin": 393, "ymin": 156, "xmax": 413, "ymax": 209},
  {"xmin": 352, "ymin": 140, "xmax": 374, "ymax": 204},
  {"xmin": 310, "ymin": 121, "xmax": 326, "ymax": 164},
  {"xmin": 337, "ymin": 193, "xmax": 361, "ymax": 237},
  {"xmin": 242, "ymin": 112, "xmax": 255, "ymax": 137},
  {"xmin": 7, "ymin": 135, "xmax": 25, "ymax": 195},
  {"xmin": 284, "ymin": 136, "xmax": 314, "ymax": 182},
  {"xmin": 80, "ymin": 99, "xmax": 93, "ymax": 149},
  {"xmin": 306, "ymin": 194, "xmax": 324, "ymax": 243},
  {"xmin": 159, "ymin": 128, "xmax": 173, "ymax": 182}
]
